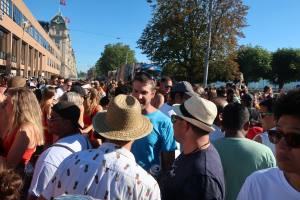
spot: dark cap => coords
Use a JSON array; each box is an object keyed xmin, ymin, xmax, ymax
[
  {"xmin": 171, "ymin": 81, "xmax": 195, "ymax": 96},
  {"xmin": 241, "ymin": 93, "xmax": 253, "ymax": 103},
  {"xmin": 52, "ymin": 101, "xmax": 82, "ymax": 128},
  {"xmin": 70, "ymin": 85, "xmax": 86, "ymax": 98}
]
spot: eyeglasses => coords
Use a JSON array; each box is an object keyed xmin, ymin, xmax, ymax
[
  {"xmin": 268, "ymin": 129, "xmax": 300, "ymax": 148},
  {"xmin": 171, "ymin": 115, "xmax": 183, "ymax": 123},
  {"xmin": 260, "ymin": 112, "xmax": 273, "ymax": 119}
]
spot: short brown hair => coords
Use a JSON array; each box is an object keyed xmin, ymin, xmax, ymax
[
  {"xmin": 133, "ymin": 72, "xmax": 156, "ymax": 91},
  {"xmin": 0, "ymin": 164, "xmax": 23, "ymax": 200}
]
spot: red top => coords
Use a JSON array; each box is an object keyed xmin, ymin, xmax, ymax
[
  {"xmin": 2, "ymin": 129, "xmax": 36, "ymax": 165},
  {"xmin": 83, "ymin": 107, "xmax": 99, "ymax": 142},
  {"xmin": 247, "ymin": 126, "xmax": 264, "ymax": 140},
  {"xmin": 42, "ymin": 106, "xmax": 53, "ymax": 145}
]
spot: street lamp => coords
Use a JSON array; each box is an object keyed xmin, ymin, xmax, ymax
[{"xmin": 203, "ymin": 0, "xmax": 213, "ymax": 88}]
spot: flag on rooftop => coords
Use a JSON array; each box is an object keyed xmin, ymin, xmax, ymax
[{"xmin": 60, "ymin": 0, "xmax": 66, "ymax": 6}]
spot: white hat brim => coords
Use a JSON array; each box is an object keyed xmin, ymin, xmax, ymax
[{"xmin": 173, "ymin": 104, "xmax": 215, "ymax": 133}]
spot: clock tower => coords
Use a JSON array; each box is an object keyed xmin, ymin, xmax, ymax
[{"xmin": 48, "ymin": 12, "xmax": 77, "ymax": 78}]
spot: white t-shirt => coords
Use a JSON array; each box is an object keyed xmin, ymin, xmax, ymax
[
  {"xmin": 237, "ymin": 167, "xmax": 300, "ymax": 200},
  {"xmin": 55, "ymin": 87, "xmax": 65, "ymax": 99},
  {"xmin": 159, "ymin": 103, "xmax": 176, "ymax": 117},
  {"xmin": 260, "ymin": 131, "xmax": 276, "ymax": 155},
  {"xmin": 159, "ymin": 103, "xmax": 181, "ymax": 157},
  {"xmin": 29, "ymin": 134, "xmax": 91, "ymax": 197}
]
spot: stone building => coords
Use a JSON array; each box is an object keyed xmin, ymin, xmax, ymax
[
  {"xmin": 0, "ymin": 0, "xmax": 77, "ymax": 78},
  {"xmin": 41, "ymin": 12, "xmax": 77, "ymax": 78},
  {"xmin": 0, "ymin": 0, "xmax": 61, "ymax": 78}
]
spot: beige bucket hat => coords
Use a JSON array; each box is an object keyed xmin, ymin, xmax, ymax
[
  {"xmin": 92, "ymin": 94, "xmax": 153, "ymax": 141},
  {"xmin": 173, "ymin": 95, "xmax": 217, "ymax": 133}
]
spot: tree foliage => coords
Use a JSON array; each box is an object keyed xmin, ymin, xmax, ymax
[
  {"xmin": 139, "ymin": 0, "xmax": 248, "ymax": 83},
  {"xmin": 77, "ymin": 71, "xmax": 87, "ymax": 79},
  {"xmin": 95, "ymin": 43, "xmax": 136, "ymax": 77},
  {"xmin": 271, "ymin": 48, "xmax": 300, "ymax": 89},
  {"xmin": 237, "ymin": 45, "xmax": 272, "ymax": 83}
]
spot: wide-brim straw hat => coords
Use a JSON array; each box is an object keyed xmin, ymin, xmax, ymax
[
  {"xmin": 7, "ymin": 76, "xmax": 26, "ymax": 88},
  {"xmin": 173, "ymin": 95, "xmax": 217, "ymax": 133},
  {"xmin": 93, "ymin": 94, "xmax": 153, "ymax": 141}
]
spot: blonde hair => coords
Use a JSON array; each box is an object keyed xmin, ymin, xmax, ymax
[
  {"xmin": 5, "ymin": 87, "xmax": 44, "ymax": 145},
  {"xmin": 84, "ymin": 88, "xmax": 100, "ymax": 116},
  {"xmin": 59, "ymin": 92, "xmax": 84, "ymax": 108}
]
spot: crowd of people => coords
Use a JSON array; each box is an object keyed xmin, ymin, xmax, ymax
[{"xmin": 0, "ymin": 72, "xmax": 299, "ymax": 200}]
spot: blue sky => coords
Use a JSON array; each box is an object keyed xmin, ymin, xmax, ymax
[{"xmin": 23, "ymin": 0, "xmax": 300, "ymax": 72}]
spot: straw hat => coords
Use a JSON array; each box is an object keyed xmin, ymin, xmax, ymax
[
  {"xmin": 173, "ymin": 95, "xmax": 217, "ymax": 133},
  {"xmin": 92, "ymin": 94, "xmax": 153, "ymax": 141},
  {"xmin": 7, "ymin": 76, "xmax": 26, "ymax": 88}
]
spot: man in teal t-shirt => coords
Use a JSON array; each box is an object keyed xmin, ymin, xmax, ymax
[
  {"xmin": 131, "ymin": 72, "xmax": 177, "ymax": 174},
  {"xmin": 213, "ymin": 103, "xmax": 276, "ymax": 200}
]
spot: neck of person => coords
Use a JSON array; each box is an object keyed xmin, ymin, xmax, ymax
[
  {"xmin": 142, "ymin": 104, "xmax": 157, "ymax": 115},
  {"xmin": 224, "ymin": 129, "xmax": 246, "ymax": 138},
  {"xmin": 106, "ymin": 140, "xmax": 133, "ymax": 151},
  {"xmin": 284, "ymin": 172, "xmax": 300, "ymax": 192},
  {"xmin": 182, "ymin": 134, "xmax": 210, "ymax": 155}
]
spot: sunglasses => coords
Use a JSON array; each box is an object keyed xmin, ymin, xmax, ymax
[
  {"xmin": 260, "ymin": 112, "xmax": 273, "ymax": 119},
  {"xmin": 268, "ymin": 129, "xmax": 300, "ymax": 148},
  {"xmin": 171, "ymin": 115, "xmax": 183, "ymax": 123}
]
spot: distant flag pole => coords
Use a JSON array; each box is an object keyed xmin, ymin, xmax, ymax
[{"xmin": 58, "ymin": 0, "xmax": 66, "ymax": 15}]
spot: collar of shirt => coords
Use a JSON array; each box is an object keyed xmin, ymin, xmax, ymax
[{"xmin": 100, "ymin": 142, "xmax": 136, "ymax": 162}]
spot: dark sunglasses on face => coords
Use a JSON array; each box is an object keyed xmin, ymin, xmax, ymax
[
  {"xmin": 171, "ymin": 115, "xmax": 183, "ymax": 123},
  {"xmin": 260, "ymin": 112, "xmax": 273, "ymax": 119},
  {"xmin": 268, "ymin": 129, "xmax": 300, "ymax": 148}
]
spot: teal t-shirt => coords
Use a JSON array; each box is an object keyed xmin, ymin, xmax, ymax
[
  {"xmin": 131, "ymin": 110, "xmax": 177, "ymax": 171},
  {"xmin": 213, "ymin": 137, "xmax": 276, "ymax": 200}
]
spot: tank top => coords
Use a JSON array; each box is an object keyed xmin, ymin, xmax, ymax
[{"xmin": 2, "ymin": 128, "xmax": 36, "ymax": 165}]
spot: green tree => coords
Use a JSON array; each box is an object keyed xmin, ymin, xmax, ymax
[
  {"xmin": 77, "ymin": 71, "xmax": 87, "ymax": 79},
  {"xmin": 139, "ymin": 0, "xmax": 248, "ymax": 83},
  {"xmin": 271, "ymin": 48, "xmax": 300, "ymax": 89},
  {"xmin": 237, "ymin": 45, "xmax": 272, "ymax": 83},
  {"xmin": 95, "ymin": 43, "xmax": 136, "ymax": 77}
]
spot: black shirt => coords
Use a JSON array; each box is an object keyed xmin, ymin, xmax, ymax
[{"xmin": 161, "ymin": 144, "xmax": 225, "ymax": 200}]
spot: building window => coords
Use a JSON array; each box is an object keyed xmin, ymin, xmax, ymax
[
  {"xmin": 11, "ymin": 36, "xmax": 17, "ymax": 62},
  {"xmin": 21, "ymin": 42, "xmax": 26, "ymax": 64},
  {"xmin": 0, "ymin": 29, "xmax": 7, "ymax": 59},
  {"xmin": 1, "ymin": 0, "xmax": 12, "ymax": 17},
  {"xmin": 12, "ymin": 5, "xmax": 22, "ymax": 26},
  {"xmin": 29, "ymin": 47, "xmax": 33, "ymax": 67}
]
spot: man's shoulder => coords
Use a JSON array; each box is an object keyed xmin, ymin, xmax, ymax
[
  {"xmin": 147, "ymin": 109, "xmax": 172, "ymax": 124},
  {"xmin": 243, "ymin": 138, "xmax": 275, "ymax": 155},
  {"xmin": 59, "ymin": 148, "xmax": 159, "ymax": 187},
  {"xmin": 247, "ymin": 167, "xmax": 280, "ymax": 182},
  {"xmin": 215, "ymin": 137, "xmax": 273, "ymax": 152}
]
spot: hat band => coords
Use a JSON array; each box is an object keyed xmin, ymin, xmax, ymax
[{"xmin": 179, "ymin": 104, "xmax": 212, "ymax": 127}]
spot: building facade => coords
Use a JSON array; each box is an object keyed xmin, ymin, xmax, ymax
[
  {"xmin": 0, "ymin": 0, "xmax": 61, "ymax": 78},
  {"xmin": 47, "ymin": 13, "xmax": 77, "ymax": 78},
  {"xmin": 0, "ymin": 0, "xmax": 77, "ymax": 79}
]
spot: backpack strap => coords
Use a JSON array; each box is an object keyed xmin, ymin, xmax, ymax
[{"xmin": 51, "ymin": 144, "xmax": 76, "ymax": 153}]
